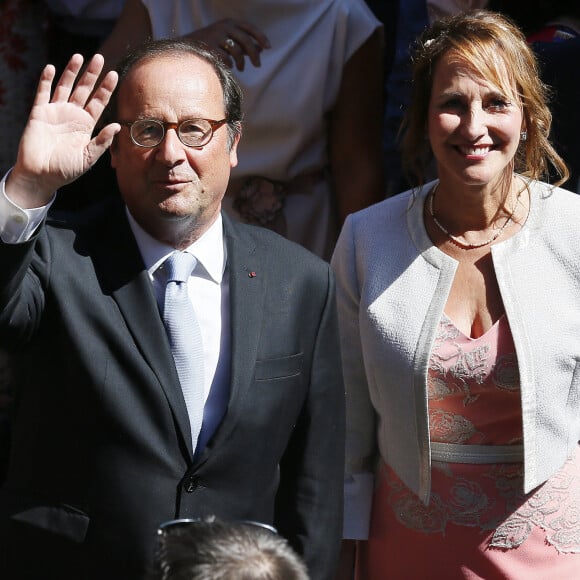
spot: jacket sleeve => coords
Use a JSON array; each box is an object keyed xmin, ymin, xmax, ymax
[
  {"xmin": 331, "ymin": 214, "xmax": 378, "ymax": 540},
  {"xmin": 0, "ymin": 228, "xmax": 50, "ymax": 348}
]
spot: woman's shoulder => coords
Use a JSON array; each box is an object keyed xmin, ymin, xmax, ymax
[
  {"xmin": 335, "ymin": 185, "xmax": 429, "ymax": 262},
  {"xmin": 525, "ymin": 179, "xmax": 580, "ymax": 254},
  {"xmin": 530, "ymin": 178, "xmax": 579, "ymax": 200},
  {"xmin": 529, "ymin": 178, "xmax": 580, "ymax": 219},
  {"xmin": 347, "ymin": 184, "xmax": 428, "ymax": 235}
]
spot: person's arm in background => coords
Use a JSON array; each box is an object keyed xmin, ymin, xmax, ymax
[
  {"xmin": 98, "ymin": 0, "xmax": 152, "ymax": 73},
  {"xmin": 179, "ymin": 19, "xmax": 270, "ymax": 71},
  {"xmin": 99, "ymin": 0, "xmax": 269, "ymax": 73},
  {"xmin": 328, "ymin": 28, "xmax": 385, "ymax": 223}
]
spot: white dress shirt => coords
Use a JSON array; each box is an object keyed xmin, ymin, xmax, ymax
[{"xmin": 126, "ymin": 209, "xmax": 231, "ymax": 412}]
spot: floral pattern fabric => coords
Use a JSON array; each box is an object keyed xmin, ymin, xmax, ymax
[{"xmin": 357, "ymin": 314, "xmax": 580, "ymax": 579}]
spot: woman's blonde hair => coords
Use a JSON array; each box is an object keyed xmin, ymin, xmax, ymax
[{"xmin": 401, "ymin": 9, "xmax": 569, "ymax": 188}]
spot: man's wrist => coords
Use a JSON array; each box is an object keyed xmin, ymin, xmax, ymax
[{"xmin": 5, "ymin": 167, "xmax": 56, "ymax": 210}]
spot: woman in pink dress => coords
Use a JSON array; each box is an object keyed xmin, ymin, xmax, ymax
[{"xmin": 332, "ymin": 9, "xmax": 580, "ymax": 579}]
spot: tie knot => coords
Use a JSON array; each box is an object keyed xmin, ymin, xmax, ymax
[{"xmin": 164, "ymin": 251, "xmax": 197, "ymax": 284}]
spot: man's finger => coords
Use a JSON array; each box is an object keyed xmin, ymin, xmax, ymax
[
  {"xmin": 84, "ymin": 70, "xmax": 119, "ymax": 121},
  {"xmin": 32, "ymin": 64, "xmax": 57, "ymax": 108},
  {"xmin": 86, "ymin": 123, "xmax": 121, "ymax": 166},
  {"xmin": 51, "ymin": 54, "xmax": 84, "ymax": 103},
  {"xmin": 69, "ymin": 54, "xmax": 107, "ymax": 108}
]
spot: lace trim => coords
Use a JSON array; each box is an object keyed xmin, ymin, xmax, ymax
[
  {"xmin": 386, "ymin": 314, "xmax": 580, "ymax": 553},
  {"xmin": 490, "ymin": 456, "xmax": 580, "ymax": 553},
  {"xmin": 386, "ymin": 450, "xmax": 580, "ymax": 553}
]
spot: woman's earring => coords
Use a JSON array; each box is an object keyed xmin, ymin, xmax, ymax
[{"xmin": 520, "ymin": 130, "xmax": 527, "ymax": 142}]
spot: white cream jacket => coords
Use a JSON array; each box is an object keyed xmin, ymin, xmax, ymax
[{"xmin": 332, "ymin": 179, "xmax": 580, "ymax": 538}]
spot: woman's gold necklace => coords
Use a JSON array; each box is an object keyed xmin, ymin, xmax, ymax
[{"xmin": 428, "ymin": 184, "xmax": 516, "ymax": 250}]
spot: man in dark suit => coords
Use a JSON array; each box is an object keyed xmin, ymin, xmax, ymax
[{"xmin": 0, "ymin": 39, "xmax": 344, "ymax": 580}]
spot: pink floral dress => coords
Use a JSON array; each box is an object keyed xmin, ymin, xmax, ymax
[{"xmin": 356, "ymin": 314, "xmax": 580, "ymax": 579}]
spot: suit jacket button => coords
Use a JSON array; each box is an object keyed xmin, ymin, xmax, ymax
[{"xmin": 184, "ymin": 476, "xmax": 199, "ymax": 493}]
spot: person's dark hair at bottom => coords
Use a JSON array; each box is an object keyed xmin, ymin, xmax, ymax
[{"xmin": 149, "ymin": 516, "xmax": 310, "ymax": 580}]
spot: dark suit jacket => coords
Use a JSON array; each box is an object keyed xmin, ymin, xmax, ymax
[{"xmin": 0, "ymin": 198, "xmax": 345, "ymax": 580}]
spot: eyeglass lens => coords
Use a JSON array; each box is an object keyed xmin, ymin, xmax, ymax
[{"xmin": 131, "ymin": 119, "xmax": 214, "ymax": 147}]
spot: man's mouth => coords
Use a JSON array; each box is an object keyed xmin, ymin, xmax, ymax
[{"xmin": 153, "ymin": 177, "xmax": 192, "ymax": 186}]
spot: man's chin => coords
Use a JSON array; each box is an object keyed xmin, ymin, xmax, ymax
[
  {"xmin": 155, "ymin": 203, "xmax": 211, "ymax": 231},
  {"xmin": 157, "ymin": 209, "xmax": 192, "ymax": 222},
  {"xmin": 156, "ymin": 199, "xmax": 197, "ymax": 220}
]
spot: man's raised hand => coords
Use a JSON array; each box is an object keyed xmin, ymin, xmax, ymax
[{"xmin": 7, "ymin": 54, "xmax": 120, "ymax": 208}]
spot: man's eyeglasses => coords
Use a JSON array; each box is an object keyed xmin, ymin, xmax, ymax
[
  {"xmin": 157, "ymin": 518, "xmax": 278, "ymax": 536},
  {"xmin": 120, "ymin": 118, "xmax": 228, "ymax": 148}
]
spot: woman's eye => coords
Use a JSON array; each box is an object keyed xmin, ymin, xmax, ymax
[
  {"xmin": 441, "ymin": 98, "xmax": 463, "ymax": 110},
  {"xmin": 487, "ymin": 99, "xmax": 510, "ymax": 111}
]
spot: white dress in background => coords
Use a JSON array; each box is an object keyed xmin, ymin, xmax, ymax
[{"xmin": 142, "ymin": 0, "xmax": 380, "ymax": 258}]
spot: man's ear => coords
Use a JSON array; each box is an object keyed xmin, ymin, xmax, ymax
[{"xmin": 229, "ymin": 123, "xmax": 242, "ymax": 168}]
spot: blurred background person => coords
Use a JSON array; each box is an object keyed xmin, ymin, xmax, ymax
[
  {"xmin": 427, "ymin": 0, "xmax": 489, "ymax": 22},
  {"xmin": 149, "ymin": 517, "xmax": 309, "ymax": 580},
  {"xmin": 488, "ymin": 0, "xmax": 580, "ymax": 192},
  {"xmin": 0, "ymin": 0, "xmax": 48, "ymax": 486},
  {"xmin": 333, "ymin": 9, "xmax": 580, "ymax": 579},
  {"xmin": 44, "ymin": 1, "xmax": 125, "ymax": 74},
  {"xmin": 0, "ymin": 0, "xmax": 48, "ymax": 177},
  {"xmin": 380, "ymin": 0, "xmax": 490, "ymax": 197},
  {"xmin": 99, "ymin": 0, "xmax": 385, "ymax": 260}
]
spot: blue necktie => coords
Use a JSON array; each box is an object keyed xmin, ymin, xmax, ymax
[{"xmin": 162, "ymin": 251, "xmax": 205, "ymax": 452}]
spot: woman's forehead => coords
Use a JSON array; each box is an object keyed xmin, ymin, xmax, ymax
[{"xmin": 435, "ymin": 48, "xmax": 519, "ymax": 97}]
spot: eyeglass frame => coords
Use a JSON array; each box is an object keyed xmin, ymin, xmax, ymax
[
  {"xmin": 119, "ymin": 117, "xmax": 229, "ymax": 148},
  {"xmin": 157, "ymin": 517, "xmax": 278, "ymax": 536}
]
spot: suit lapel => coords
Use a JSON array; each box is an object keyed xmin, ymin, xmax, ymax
[
  {"xmin": 90, "ymin": 201, "xmax": 194, "ymax": 458},
  {"xmin": 198, "ymin": 214, "xmax": 265, "ymax": 455},
  {"xmin": 89, "ymin": 206, "xmax": 267, "ymax": 461}
]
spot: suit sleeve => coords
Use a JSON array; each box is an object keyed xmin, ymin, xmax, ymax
[
  {"xmin": 274, "ymin": 262, "xmax": 346, "ymax": 580},
  {"xmin": 0, "ymin": 221, "xmax": 50, "ymax": 348}
]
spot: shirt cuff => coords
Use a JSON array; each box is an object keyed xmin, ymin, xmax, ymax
[
  {"xmin": 0, "ymin": 170, "xmax": 54, "ymax": 244},
  {"xmin": 342, "ymin": 472, "xmax": 374, "ymax": 540}
]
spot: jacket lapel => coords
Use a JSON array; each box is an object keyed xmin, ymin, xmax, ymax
[
  {"xmin": 90, "ymin": 201, "xmax": 194, "ymax": 458},
  {"xmin": 197, "ymin": 214, "xmax": 265, "ymax": 456}
]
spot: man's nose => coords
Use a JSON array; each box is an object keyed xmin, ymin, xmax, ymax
[{"xmin": 154, "ymin": 128, "xmax": 188, "ymax": 165}]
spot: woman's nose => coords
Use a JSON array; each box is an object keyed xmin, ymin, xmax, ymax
[{"xmin": 460, "ymin": 105, "xmax": 486, "ymax": 140}]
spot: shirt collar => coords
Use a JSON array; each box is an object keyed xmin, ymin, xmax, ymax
[{"xmin": 125, "ymin": 208, "xmax": 226, "ymax": 284}]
